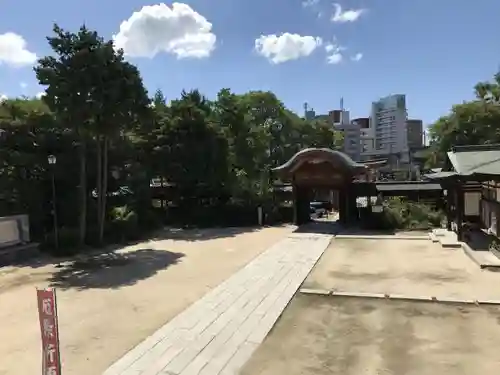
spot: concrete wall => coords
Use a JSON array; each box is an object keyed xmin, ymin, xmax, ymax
[{"xmin": 0, "ymin": 215, "xmax": 30, "ymax": 249}]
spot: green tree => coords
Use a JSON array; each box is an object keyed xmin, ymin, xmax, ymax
[
  {"xmin": 88, "ymin": 38, "xmax": 150, "ymax": 244},
  {"xmin": 163, "ymin": 90, "xmax": 230, "ymax": 204},
  {"xmin": 427, "ymin": 70, "xmax": 500, "ymax": 167},
  {"xmin": 35, "ymin": 24, "xmax": 101, "ymax": 245},
  {"xmin": 0, "ymin": 98, "xmax": 81, "ymax": 239},
  {"xmin": 35, "ymin": 24, "xmax": 150, "ymax": 245}
]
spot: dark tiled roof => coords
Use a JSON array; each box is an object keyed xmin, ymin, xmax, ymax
[
  {"xmin": 272, "ymin": 148, "xmax": 366, "ymax": 172},
  {"xmin": 423, "ymin": 171, "xmax": 457, "ymax": 180},
  {"xmin": 376, "ymin": 182, "xmax": 442, "ymax": 192}
]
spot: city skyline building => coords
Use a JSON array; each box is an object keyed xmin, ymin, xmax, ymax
[
  {"xmin": 303, "ymin": 96, "xmax": 423, "ymax": 164},
  {"xmin": 371, "ymin": 94, "xmax": 408, "ymax": 154}
]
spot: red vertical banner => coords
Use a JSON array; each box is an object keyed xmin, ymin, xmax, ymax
[{"xmin": 37, "ymin": 288, "xmax": 62, "ymax": 375}]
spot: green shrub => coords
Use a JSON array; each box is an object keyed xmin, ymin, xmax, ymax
[
  {"xmin": 383, "ymin": 199, "xmax": 407, "ymax": 229},
  {"xmin": 363, "ymin": 197, "xmax": 445, "ymax": 231},
  {"xmin": 109, "ymin": 205, "xmax": 140, "ymax": 241},
  {"xmin": 137, "ymin": 208, "xmax": 164, "ymax": 230}
]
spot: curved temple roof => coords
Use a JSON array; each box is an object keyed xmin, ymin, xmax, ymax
[{"xmin": 272, "ymin": 148, "xmax": 366, "ymax": 176}]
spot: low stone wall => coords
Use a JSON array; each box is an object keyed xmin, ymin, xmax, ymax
[
  {"xmin": 0, "ymin": 215, "xmax": 30, "ymax": 248},
  {"xmin": 0, "ymin": 215, "xmax": 38, "ymax": 265}
]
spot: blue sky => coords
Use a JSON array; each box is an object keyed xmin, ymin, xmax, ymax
[{"xmin": 1, "ymin": 0, "xmax": 499, "ymax": 125}]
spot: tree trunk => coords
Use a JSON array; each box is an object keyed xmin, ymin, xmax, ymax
[
  {"xmin": 99, "ymin": 136, "xmax": 109, "ymax": 244},
  {"xmin": 96, "ymin": 135, "xmax": 103, "ymax": 245},
  {"xmin": 78, "ymin": 134, "xmax": 87, "ymax": 246}
]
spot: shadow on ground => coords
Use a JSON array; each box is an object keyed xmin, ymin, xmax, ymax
[
  {"xmin": 463, "ymin": 229, "xmax": 500, "ymax": 273},
  {"xmin": 48, "ymin": 249, "xmax": 184, "ymax": 290},
  {"xmin": 294, "ymin": 220, "xmax": 341, "ymax": 235},
  {"xmin": 3, "ymin": 225, "xmax": 272, "ymax": 270},
  {"xmin": 294, "ymin": 221, "xmax": 404, "ymax": 236},
  {"xmin": 465, "ymin": 229, "xmax": 494, "ymax": 251},
  {"xmin": 149, "ymin": 225, "xmax": 263, "ymax": 242},
  {"xmin": 335, "ymin": 226, "xmax": 397, "ymax": 236}
]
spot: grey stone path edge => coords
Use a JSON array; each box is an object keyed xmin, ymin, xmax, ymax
[{"xmin": 103, "ymin": 232, "xmax": 333, "ymax": 375}]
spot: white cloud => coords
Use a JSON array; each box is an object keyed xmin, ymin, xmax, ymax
[
  {"xmin": 325, "ymin": 41, "xmax": 344, "ymax": 64},
  {"xmin": 327, "ymin": 52, "xmax": 342, "ymax": 64},
  {"xmin": 302, "ymin": 0, "xmax": 319, "ymax": 7},
  {"xmin": 35, "ymin": 92, "xmax": 45, "ymax": 99},
  {"xmin": 0, "ymin": 32, "xmax": 37, "ymax": 67},
  {"xmin": 332, "ymin": 3, "xmax": 366, "ymax": 23},
  {"xmin": 351, "ymin": 52, "xmax": 363, "ymax": 61},
  {"xmin": 302, "ymin": 0, "xmax": 323, "ymax": 18},
  {"xmin": 255, "ymin": 33, "xmax": 322, "ymax": 64},
  {"xmin": 0, "ymin": 94, "xmax": 7, "ymax": 103},
  {"xmin": 20, "ymin": 82, "xmax": 28, "ymax": 89},
  {"xmin": 113, "ymin": 2, "xmax": 216, "ymax": 59}
]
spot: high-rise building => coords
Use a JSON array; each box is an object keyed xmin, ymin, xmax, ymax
[
  {"xmin": 303, "ymin": 102, "xmax": 316, "ymax": 121},
  {"xmin": 327, "ymin": 109, "xmax": 359, "ymax": 160},
  {"xmin": 305, "ymin": 109, "xmax": 316, "ymax": 121},
  {"xmin": 351, "ymin": 117, "xmax": 373, "ymax": 155},
  {"xmin": 370, "ymin": 94, "xmax": 408, "ymax": 155},
  {"xmin": 351, "ymin": 117, "xmax": 369, "ymax": 129},
  {"xmin": 342, "ymin": 122, "xmax": 361, "ymax": 161},
  {"xmin": 328, "ymin": 110, "xmax": 342, "ymax": 124},
  {"xmin": 406, "ymin": 119, "xmax": 423, "ymax": 149}
]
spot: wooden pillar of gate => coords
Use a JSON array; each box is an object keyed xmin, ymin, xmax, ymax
[
  {"xmin": 293, "ymin": 184, "xmax": 310, "ymax": 225},
  {"xmin": 338, "ymin": 188, "xmax": 347, "ymax": 225}
]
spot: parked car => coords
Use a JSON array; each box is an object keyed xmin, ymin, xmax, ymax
[{"xmin": 310, "ymin": 201, "xmax": 328, "ymax": 218}]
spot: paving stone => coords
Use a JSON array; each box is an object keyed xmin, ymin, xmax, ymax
[
  {"xmin": 218, "ymin": 342, "xmax": 259, "ymax": 375},
  {"xmin": 125, "ymin": 333, "xmax": 188, "ymax": 375},
  {"xmin": 179, "ymin": 265, "xmax": 290, "ymax": 374},
  {"xmin": 141, "ymin": 344, "xmax": 188, "ymax": 375},
  {"xmin": 103, "ymin": 233, "xmax": 333, "ymax": 375},
  {"xmin": 162, "ymin": 333, "xmax": 215, "ymax": 374},
  {"xmin": 300, "ymin": 288, "xmax": 331, "ymax": 295}
]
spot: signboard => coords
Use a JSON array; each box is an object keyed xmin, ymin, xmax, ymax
[{"xmin": 37, "ymin": 289, "xmax": 61, "ymax": 375}]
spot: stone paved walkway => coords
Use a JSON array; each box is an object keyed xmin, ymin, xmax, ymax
[{"xmin": 103, "ymin": 232, "xmax": 333, "ymax": 375}]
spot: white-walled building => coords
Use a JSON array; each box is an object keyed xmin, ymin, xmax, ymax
[
  {"xmin": 371, "ymin": 94, "xmax": 408, "ymax": 154},
  {"xmin": 358, "ymin": 94, "xmax": 409, "ymax": 163}
]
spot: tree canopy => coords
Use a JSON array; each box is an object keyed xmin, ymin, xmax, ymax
[{"xmin": 426, "ymin": 71, "xmax": 500, "ymax": 167}]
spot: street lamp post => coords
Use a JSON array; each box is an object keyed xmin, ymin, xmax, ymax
[{"xmin": 48, "ymin": 155, "xmax": 59, "ymax": 251}]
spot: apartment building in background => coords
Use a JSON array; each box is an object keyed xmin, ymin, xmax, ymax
[
  {"xmin": 351, "ymin": 117, "xmax": 370, "ymax": 129},
  {"xmin": 327, "ymin": 109, "xmax": 364, "ymax": 161},
  {"xmin": 351, "ymin": 117, "xmax": 372, "ymax": 156},
  {"xmin": 304, "ymin": 109, "xmax": 316, "ymax": 121},
  {"xmin": 328, "ymin": 109, "xmax": 345, "ymax": 125},
  {"xmin": 371, "ymin": 94, "xmax": 408, "ymax": 154},
  {"xmin": 406, "ymin": 119, "xmax": 424, "ymax": 149}
]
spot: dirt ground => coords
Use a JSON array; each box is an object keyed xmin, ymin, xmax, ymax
[
  {"xmin": 0, "ymin": 225, "xmax": 294, "ymax": 375},
  {"xmin": 303, "ymin": 238, "xmax": 500, "ymax": 301},
  {"xmin": 241, "ymin": 294, "xmax": 500, "ymax": 375}
]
